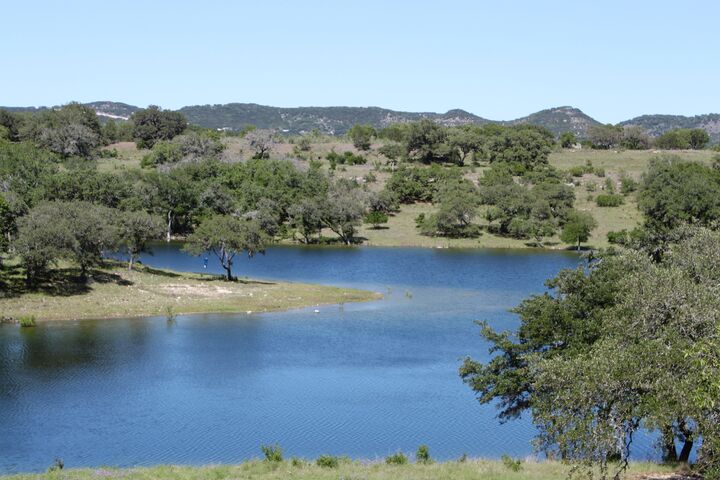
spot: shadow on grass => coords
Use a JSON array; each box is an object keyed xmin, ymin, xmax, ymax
[
  {"xmin": 193, "ymin": 275, "xmax": 277, "ymax": 286},
  {"xmin": 140, "ymin": 266, "xmax": 181, "ymax": 278},
  {"xmin": 0, "ymin": 264, "xmax": 135, "ymax": 299}
]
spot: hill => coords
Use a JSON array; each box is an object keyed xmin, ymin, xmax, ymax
[
  {"xmin": 620, "ymin": 113, "xmax": 720, "ymax": 143},
  {"xmin": 3, "ymin": 101, "xmax": 719, "ymax": 140}
]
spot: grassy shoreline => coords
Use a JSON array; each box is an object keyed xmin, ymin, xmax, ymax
[
  {"xmin": 0, "ymin": 459, "xmax": 681, "ymax": 480},
  {"xmin": 0, "ymin": 263, "xmax": 381, "ymax": 322}
]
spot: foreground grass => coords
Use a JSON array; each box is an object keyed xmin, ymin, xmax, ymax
[
  {"xmin": 0, "ymin": 262, "xmax": 381, "ymax": 322},
  {"xmin": 0, "ymin": 459, "xmax": 681, "ymax": 480}
]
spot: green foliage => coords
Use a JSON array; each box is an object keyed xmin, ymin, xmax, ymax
[
  {"xmin": 141, "ymin": 141, "xmax": 183, "ymax": 167},
  {"xmin": 620, "ymin": 175, "xmax": 638, "ymax": 194},
  {"xmin": 638, "ymin": 156, "xmax": 720, "ymax": 232},
  {"xmin": 480, "ymin": 125, "xmax": 554, "ymax": 170},
  {"xmin": 315, "ymin": 455, "xmax": 339, "ymax": 468},
  {"xmin": 619, "ymin": 126, "xmax": 651, "ymax": 150},
  {"xmin": 325, "ymin": 149, "xmax": 366, "ymax": 166},
  {"xmin": 347, "ymin": 124, "xmax": 376, "ymax": 151},
  {"xmin": 385, "ymin": 452, "xmax": 408, "ymax": 465},
  {"xmin": 18, "ymin": 315, "xmax": 36, "ymax": 328},
  {"xmin": 131, "ymin": 105, "xmax": 187, "ymax": 149},
  {"xmin": 655, "ymin": 128, "xmax": 710, "ymax": 150},
  {"xmin": 559, "ymin": 131, "xmax": 577, "ymax": 148},
  {"xmin": 595, "ymin": 194, "xmax": 624, "ymax": 207},
  {"xmin": 386, "ymin": 165, "xmax": 462, "ymax": 203},
  {"xmin": 607, "ymin": 229, "xmax": 631, "ymax": 245},
  {"xmin": 587, "ymin": 124, "xmax": 623, "ymax": 149},
  {"xmin": 418, "ymin": 179, "xmax": 480, "ymax": 238},
  {"xmin": 47, "ymin": 458, "xmax": 64, "ymax": 473},
  {"xmin": 377, "ymin": 141, "xmax": 404, "ymax": 161},
  {"xmin": 21, "ymin": 103, "xmax": 103, "ymax": 158},
  {"xmin": 415, "ymin": 445, "xmax": 431, "ymax": 464},
  {"xmin": 319, "ymin": 180, "xmax": 366, "ymax": 244},
  {"xmin": 364, "ymin": 210, "xmax": 388, "ymax": 229},
  {"xmin": 404, "ymin": 119, "xmax": 460, "ymax": 164},
  {"xmin": 260, "ymin": 444, "xmax": 283, "ymax": 463},
  {"xmin": 501, "ymin": 455, "xmax": 523, "ymax": 472},
  {"xmin": 118, "ymin": 210, "xmax": 165, "ymax": 270},
  {"xmin": 183, "ymin": 215, "xmax": 268, "ymax": 281},
  {"xmin": 560, "ymin": 210, "xmax": 597, "ymax": 249}
]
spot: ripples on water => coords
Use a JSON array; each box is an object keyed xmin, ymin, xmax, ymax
[{"xmin": 0, "ymin": 246, "xmax": 657, "ymax": 472}]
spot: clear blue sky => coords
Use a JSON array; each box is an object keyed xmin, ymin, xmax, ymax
[{"xmin": 2, "ymin": 0, "xmax": 718, "ymax": 123}]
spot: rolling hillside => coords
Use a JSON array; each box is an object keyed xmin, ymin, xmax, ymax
[{"xmin": 3, "ymin": 101, "xmax": 719, "ymax": 140}]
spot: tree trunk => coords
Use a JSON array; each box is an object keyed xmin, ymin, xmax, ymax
[
  {"xmin": 678, "ymin": 439, "xmax": 693, "ymax": 463},
  {"xmin": 166, "ymin": 211, "xmax": 173, "ymax": 242},
  {"xmin": 577, "ymin": 238, "xmax": 581, "ymax": 251},
  {"xmin": 223, "ymin": 265, "xmax": 233, "ymax": 281},
  {"xmin": 128, "ymin": 254, "xmax": 135, "ymax": 271}
]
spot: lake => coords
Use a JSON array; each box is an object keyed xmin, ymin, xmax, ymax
[{"xmin": 0, "ymin": 245, "xmax": 654, "ymax": 473}]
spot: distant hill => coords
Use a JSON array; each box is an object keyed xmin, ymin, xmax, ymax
[
  {"xmin": 177, "ymin": 104, "xmax": 490, "ymax": 134},
  {"xmin": 620, "ymin": 114, "xmax": 720, "ymax": 143},
  {"xmin": 510, "ymin": 106, "xmax": 601, "ymax": 137},
  {"xmin": 3, "ymin": 101, "xmax": 719, "ymax": 141}
]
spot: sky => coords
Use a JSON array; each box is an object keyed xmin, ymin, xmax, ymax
[{"xmin": 1, "ymin": 0, "xmax": 718, "ymax": 123}]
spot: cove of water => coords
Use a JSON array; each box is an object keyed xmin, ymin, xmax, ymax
[{"xmin": 0, "ymin": 245, "xmax": 657, "ymax": 473}]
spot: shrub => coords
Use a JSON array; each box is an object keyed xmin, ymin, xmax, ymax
[
  {"xmin": 416, "ymin": 444, "xmax": 431, "ymax": 464},
  {"xmin": 290, "ymin": 457, "xmax": 304, "ymax": 467},
  {"xmin": 385, "ymin": 452, "xmax": 408, "ymax": 465},
  {"xmin": 316, "ymin": 455, "xmax": 339, "ymax": 468},
  {"xmin": 326, "ymin": 149, "xmax": 366, "ymax": 166},
  {"xmin": 19, "ymin": 315, "xmax": 36, "ymax": 328},
  {"xmin": 261, "ymin": 444, "xmax": 283, "ymax": 462},
  {"xmin": 501, "ymin": 454, "xmax": 523, "ymax": 472},
  {"xmin": 585, "ymin": 182, "xmax": 597, "ymax": 192},
  {"xmin": 364, "ymin": 211, "xmax": 389, "ymax": 228},
  {"xmin": 620, "ymin": 175, "xmax": 638, "ymax": 194},
  {"xmin": 569, "ymin": 165, "xmax": 586, "ymax": 177},
  {"xmin": 596, "ymin": 194, "xmax": 624, "ymax": 207},
  {"xmin": 364, "ymin": 171, "xmax": 377, "ymax": 183},
  {"xmin": 594, "ymin": 167, "xmax": 606, "ymax": 177},
  {"xmin": 607, "ymin": 229, "xmax": 630, "ymax": 245}
]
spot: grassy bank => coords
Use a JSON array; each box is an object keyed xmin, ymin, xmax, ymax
[
  {"xmin": 0, "ymin": 262, "xmax": 381, "ymax": 322},
  {"xmin": 0, "ymin": 459, "xmax": 681, "ymax": 480}
]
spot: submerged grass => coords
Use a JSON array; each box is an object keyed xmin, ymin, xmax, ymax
[{"xmin": 0, "ymin": 459, "xmax": 680, "ymax": 480}]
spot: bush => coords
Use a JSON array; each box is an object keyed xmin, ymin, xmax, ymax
[
  {"xmin": 316, "ymin": 455, "xmax": 339, "ymax": 468},
  {"xmin": 326, "ymin": 149, "xmax": 366, "ymax": 166},
  {"xmin": 596, "ymin": 194, "xmax": 624, "ymax": 207},
  {"xmin": 569, "ymin": 165, "xmax": 586, "ymax": 177},
  {"xmin": 385, "ymin": 452, "xmax": 408, "ymax": 465},
  {"xmin": 594, "ymin": 167, "xmax": 606, "ymax": 177},
  {"xmin": 607, "ymin": 229, "xmax": 630, "ymax": 245},
  {"xmin": 364, "ymin": 211, "xmax": 389, "ymax": 228},
  {"xmin": 501, "ymin": 454, "xmax": 523, "ymax": 472},
  {"xmin": 290, "ymin": 457, "xmax": 304, "ymax": 467},
  {"xmin": 47, "ymin": 458, "xmax": 64, "ymax": 472},
  {"xmin": 19, "ymin": 315, "xmax": 36, "ymax": 328},
  {"xmin": 620, "ymin": 175, "xmax": 638, "ymax": 194},
  {"xmin": 416, "ymin": 445, "xmax": 431, "ymax": 464},
  {"xmin": 261, "ymin": 444, "xmax": 283, "ymax": 462}
]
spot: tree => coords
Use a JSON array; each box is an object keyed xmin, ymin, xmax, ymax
[
  {"xmin": 560, "ymin": 210, "xmax": 597, "ymax": 250},
  {"xmin": 587, "ymin": 124, "xmax": 623, "ymax": 150},
  {"xmin": 118, "ymin": 211, "xmax": 165, "ymax": 270},
  {"xmin": 245, "ymin": 129, "xmax": 275, "ymax": 159},
  {"xmin": 559, "ymin": 131, "xmax": 577, "ymax": 148},
  {"xmin": 21, "ymin": 103, "xmax": 102, "ymax": 158},
  {"xmin": 289, "ymin": 198, "xmax": 324, "ymax": 243},
  {"xmin": 364, "ymin": 210, "xmax": 388, "ymax": 229},
  {"xmin": 638, "ymin": 156, "xmax": 720, "ymax": 233},
  {"xmin": 419, "ymin": 179, "xmax": 480, "ymax": 237},
  {"xmin": 480, "ymin": 125, "xmax": 554, "ymax": 170},
  {"xmin": 183, "ymin": 215, "xmax": 267, "ymax": 281},
  {"xmin": 688, "ymin": 128, "xmax": 710, "ymax": 150},
  {"xmin": 347, "ymin": 124, "xmax": 376, "ymax": 151},
  {"xmin": 448, "ymin": 125, "xmax": 485, "ymax": 162},
  {"xmin": 404, "ymin": 119, "xmax": 460, "ymax": 164},
  {"xmin": 620, "ymin": 126, "xmax": 650, "ymax": 150},
  {"xmin": 131, "ymin": 105, "xmax": 187, "ymax": 149},
  {"xmin": 320, "ymin": 180, "xmax": 366, "ymax": 245}
]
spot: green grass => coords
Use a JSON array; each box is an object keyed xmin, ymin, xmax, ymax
[
  {"xmin": 0, "ymin": 459, "xmax": 680, "ymax": 480},
  {"xmin": 0, "ymin": 261, "xmax": 381, "ymax": 322}
]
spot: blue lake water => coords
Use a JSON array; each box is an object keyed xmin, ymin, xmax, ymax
[{"xmin": 0, "ymin": 245, "xmax": 658, "ymax": 473}]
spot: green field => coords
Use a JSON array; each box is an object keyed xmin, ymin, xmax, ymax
[{"xmin": 0, "ymin": 459, "xmax": 681, "ymax": 480}]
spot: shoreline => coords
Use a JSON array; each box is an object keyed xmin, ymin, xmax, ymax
[
  {"xmin": 0, "ymin": 264, "xmax": 382, "ymax": 323},
  {"xmin": 0, "ymin": 458, "xmax": 680, "ymax": 479}
]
